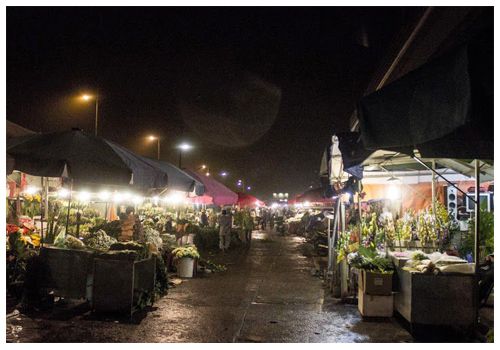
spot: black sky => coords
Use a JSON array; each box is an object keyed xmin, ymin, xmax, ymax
[{"xmin": 7, "ymin": 7, "xmax": 422, "ymax": 198}]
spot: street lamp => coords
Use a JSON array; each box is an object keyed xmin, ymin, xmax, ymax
[
  {"xmin": 148, "ymin": 135, "xmax": 161, "ymax": 160},
  {"xmin": 80, "ymin": 93, "xmax": 99, "ymax": 136},
  {"xmin": 177, "ymin": 143, "xmax": 193, "ymax": 169},
  {"xmin": 220, "ymin": 171, "xmax": 228, "ymax": 177}
]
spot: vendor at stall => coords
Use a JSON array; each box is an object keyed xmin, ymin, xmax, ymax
[{"xmin": 119, "ymin": 206, "xmax": 143, "ymax": 241}]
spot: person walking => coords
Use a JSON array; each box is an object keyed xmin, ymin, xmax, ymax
[{"xmin": 218, "ymin": 209, "xmax": 232, "ymax": 251}]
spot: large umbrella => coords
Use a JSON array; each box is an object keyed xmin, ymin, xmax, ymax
[
  {"xmin": 184, "ymin": 169, "xmax": 237, "ymax": 205},
  {"xmin": 7, "ymin": 129, "xmax": 132, "ymax": 186},
  {"xmin": 237, "ymin": 192, "xmax": 265, "ymax": 208}
]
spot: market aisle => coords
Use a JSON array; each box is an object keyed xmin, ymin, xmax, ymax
[{"xmin": 7, "ymin": 230, "xmax": 413, "ymax": 342}]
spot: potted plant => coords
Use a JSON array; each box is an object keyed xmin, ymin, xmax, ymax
[{"xmin": 172, "ymin": 245, "xmax": 200, "ymax": 278}]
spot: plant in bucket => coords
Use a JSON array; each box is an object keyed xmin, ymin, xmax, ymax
[{"xmin": 172, "ymin": 245, "xmax": 200, "ymax": 278}]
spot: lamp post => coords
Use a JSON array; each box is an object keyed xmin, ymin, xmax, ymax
[
  {"xmin": 148, "ymin": 135, "xmax": 161, "ymax": 160},
  {"xmin": 177, "ymin": 143, "xmax": 193, "ymax": 169},
  {"xmin": 81, "ymin": 94, "xmax": 99, "ymax": 136}
]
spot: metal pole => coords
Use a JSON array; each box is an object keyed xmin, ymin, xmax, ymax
[
  {"xmin": 40, "ymin": 177, "xmax": 44, "ymax": 247},
  {"xmin": 178, "ymin": 150, "xmax": 182, "ymax": 168},
  {"xmin": 474, "ymin": 159, "xmax": 480, "ymax": 273},
  {"xmin": 431, "ymin": 160, "xmax": 436, "ymax": 213},
  {"xmin": 327, "ymin": 217, "xmax": 332, "ymax": 271},
  {"xmin": 65, "ymin": 181, "xmax": 73, "ymax": 234},
  {"xmin": 413, "ymin": 156, "xmax": 476, "ymax": 203},
  {"xmin": 157, "ymin": 139, "xmax": 161, "ymax": 160},
  {"xmin": 94, "ymin": 96, "xmax": 99, "ymax": 136},
  {"xmin": 357, "ymin": 182, "xmax": 362, "ymax": 244}
]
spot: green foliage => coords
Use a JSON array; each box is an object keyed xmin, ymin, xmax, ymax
[
  {"xmin": 90, "ymin": 220, "xmax": 122, "ymax": 239},
  {"xmin": 199, "ymin": 258, "xmax": 227, "ymax": 272},
  {"xmin": 460, "ymin": 208, "xmax": 494, "ymax": 259},
  {"xmin": 81, "ymin": 229, "xmax": 117, "ymax": 251},
  {"xmin": 154, "ymin": 253, "xmax": 169, "ymax": 297},
  {"xmin": 193, "ymin": 227, "xmax": 220, "ymax": 251},
  {"xmin": 109, "ymin": 241, "xmax": 150, "ymax": 260},
  {"xmin": 350, "ymin": 246, "xmax": 394, "ymax": 273}
]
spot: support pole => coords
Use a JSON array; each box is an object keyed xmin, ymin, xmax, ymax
[
  {"xmin": 65, "ymin": 181, "xmax": 73, "ymax": 234},
  {"xmin": 327, "ymin": 217, "xmax": 332, "ymax": 271},
  {"xmin": 474, "ymin": 159, "xmax": 480, "ymax": 273},
  {"xmin": 413, "ymin": 156, "xmax": 476, "ymax": 203},
  {"xmin": 431, "ymin": 160, "xmax": 436, "ymax": 214},
  {"xmin": 357, "ymin": 181, "xmax": 362, "ymax": 244},
  {"xmin": 40, "ymin": 177, "xmax": 44, "ymax": 248}
]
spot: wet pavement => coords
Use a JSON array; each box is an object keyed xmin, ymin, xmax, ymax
[{"xmin": 7, "ymin": 230, "xmax": 414, "ymax": 342}]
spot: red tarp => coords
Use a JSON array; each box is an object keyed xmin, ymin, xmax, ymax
[
  {"xmin": 184, "ymin": 170, "xmax": 238, "ymax": 206},
  {"xmin": 237, "ymin": 192, "xmax": 266, "ymax": 208}
]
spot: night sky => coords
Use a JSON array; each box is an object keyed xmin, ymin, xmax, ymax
[{"xmin": 7, "ymin": 7, "xmax": 421, "ymax": 198}]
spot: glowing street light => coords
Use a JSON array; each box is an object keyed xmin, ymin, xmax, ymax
[
  {"xmin": 220, "ymin": 171, "xmax": 228, "ymax": 177},
  {"xmin": 147, "ymin": 135, "xmax": 161, "ymax": 160},
  {"xmin": 80, "ymin": 93, "xmax": 99, "ymax": 136},
  {"xmin": 177, "ymin": 143, "xmax": 193, "ymax": 169},
  {"xmin": 247, "ymin": 186, "xmax": 251, "ymax": 191}
]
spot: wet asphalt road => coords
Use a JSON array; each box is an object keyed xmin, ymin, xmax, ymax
[{"xmin": 7, "ymin": 230, "xmax": 413, "ymax": 342}]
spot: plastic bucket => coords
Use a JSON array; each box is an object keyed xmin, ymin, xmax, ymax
[{"xmin": 177, "ymin": 257, "xmax": 194, "ymax": 278}]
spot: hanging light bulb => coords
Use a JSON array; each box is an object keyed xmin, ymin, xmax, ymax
[{"xmin": 58, "ymin": 188, "xmax": 70, "ymax": 198}]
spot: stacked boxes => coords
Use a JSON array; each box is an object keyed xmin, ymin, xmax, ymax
[{"xmin": 358, "ymin": 269, "xmax": 394, "ymax": 317}]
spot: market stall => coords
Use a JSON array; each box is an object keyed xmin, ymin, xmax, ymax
[
  {"xmin": 320, "ymin": 31, "xmax": 493, "ymax": 334},
  {"xmin": 6, "ymin": 128, "xmax": 209, "ymax": 314}
]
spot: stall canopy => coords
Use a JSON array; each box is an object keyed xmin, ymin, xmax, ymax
[
  {"xmin": 100, "ymin": 140, "xmax": 169, "ymax": 190},
  {"xmin": 237, "ymin": 192, "xmax": 265, "ymax": 208},
  {"xmin": 7, "ymin": 129, "xmax": 133, "ymax": 186},
  {"xmin": 356, "ymin": 31, "xmax": 493, "ymax": 160},
  {"xmin": 184, "ymin": 169, "xmax": 237, "ymax": 205},
  {"xmin": 143, "ymin": 161, "xmax": 205, "ymax": 196},
  {"xmin": 291, "ymin": 187, "xmax": 336, "ymax": 205}
]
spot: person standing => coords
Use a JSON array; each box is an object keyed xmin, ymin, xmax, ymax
[
  {"xmin": 242, "ymin": 209, "xmax": 254, "ymax": 244},
  {"xmin": 200, "ymin": 210, "xmax": 209, "ymax": 227},
  {"xmin": 218, "ymin": 209, "xmax": 232, "ymax": 251},
  {"xmin": 209, "ymin": 209, "xmax": 218, "ymax": 228}
]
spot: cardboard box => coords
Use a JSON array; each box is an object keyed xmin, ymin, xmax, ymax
[
  {"xmin": 359, "ymin": 269, "xmax": 393, "ymax": 296},
  {"xmin": 358, "ymin": 288, "xmax": 394, "ymax": 317}
]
